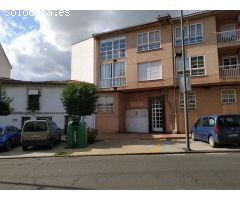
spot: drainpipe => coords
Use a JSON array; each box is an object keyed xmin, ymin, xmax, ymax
[{"xmin": 170, "ymin": 17, "xmax": 178, "ymax": 134}]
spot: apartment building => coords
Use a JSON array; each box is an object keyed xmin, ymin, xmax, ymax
[
  {"xmin": 71, "ymin": 10, "xmax": 240, "ymax": 134},
  {"xmin": 0, "ymin": 43, "xmax": 12, "ymax": 78}
]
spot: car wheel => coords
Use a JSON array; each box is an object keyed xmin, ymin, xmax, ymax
[
  {"xmin": 22, "ymin": 145, "xmax": 28, "ymax": 151},
  {"xmin": 48, "ymin": 141, "xmax": 54, "ymax": 149},
  {"xmin": 191, "ymin": 132, "xmax": 196, "ymax": 141},
  {"xmin": 209, "ymin": 136, "xmax": 216, "ymax": 148},
  {"xmin": 5, "ymin": 140, "xmax": 12, "ymax": 151}
]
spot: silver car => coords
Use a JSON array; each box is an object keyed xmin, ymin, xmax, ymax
[{"xmin": 21, "ymin": 120, "xmax": 61, "ymax": 151}]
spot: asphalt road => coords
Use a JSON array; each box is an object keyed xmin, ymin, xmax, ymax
[{"xmin": 0, "ymin": 153, "xmax": 240, "ymax": 189}]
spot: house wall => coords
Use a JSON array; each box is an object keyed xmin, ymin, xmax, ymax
[
  {"xmin": 95, "ymin": 92, "xmax": 121, "ymax": 133},
  {"xmin": 174, "ymin": 15, "xmax": 220, "ymax": 86},
  {"xmin": 0, "ymin": 43, "xmax": 12, "ymax": 78},
  {"xmin": 71, "ymin": 38, "xmax": 94, "ymax": 83},
  {"xmin": 0, "ymin": 85, "xmax": 95, "ymax": 130},
  {"xmin": 95, "ymin": 21, "xmax": 174, "ymax": 92},
  {"xmin": 175, "ymin": 85, "xmax": 240, "ymax": 133}
]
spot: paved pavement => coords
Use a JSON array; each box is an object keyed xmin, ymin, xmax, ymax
[
  {"xmin": 1, "ymin": 153, "xmax": 240, "ymax": 189},
  {"xmin": 0, "ymin": 134, "xmax": 240, "ymax": 159}
]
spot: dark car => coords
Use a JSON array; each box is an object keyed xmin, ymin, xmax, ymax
[
  {"xmin": 0, "ymin": 125, "xmax": 21, "ymax": 151},
  {"xmin": 191, "ymin": 114, "xmax": 240, "ymax": 147}
]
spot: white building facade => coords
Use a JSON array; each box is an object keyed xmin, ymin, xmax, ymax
[
  {"xmin": 0, "ymin": 43, "xmax": 12, "ymax": 78},
  {"xmin": 0, "ymin": 80, "xmax": 95, "ymax": 130},
  {"xmin": 71, "ymin": 37, "xmax": 95, "ymax": 83}
]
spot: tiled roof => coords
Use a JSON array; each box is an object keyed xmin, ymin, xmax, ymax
[{"xmin": 0, "ymin": 78, "xmax": 85, "ymax": 86}]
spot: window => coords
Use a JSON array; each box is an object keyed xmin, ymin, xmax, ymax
[
  {"xmin": 97, "ymin": 96, "xmax": 114, "ymax": 113},
  {"xmin": 23, "ymin": 121, "xmax": 47, "ymax": 132},
  {"xmin": 221, "ymin": 89, "xmax": 237, "ymax": 104},
  {"xmin": 36, "ymin": 117, "xmax": 52, "ymax": 121},
  {"xmin": 218, "ymin": 115, "xmax": 240, "ymax": 127},
  {"xmin": 113, "ymin": 62, "xmax": 126, "ymax": 87},
  {"xmin": 100, "ymin": 63, "xmax": 112, "ymax": 88},
  {"xmin": 202, "ymin": 118, "xmax": 215, "ymax": 127},
  {"xmin": 100, "ymin": 62, "xmax": 126, "ymax": 88},
  {"xmin": 175, "ymin": 23, "xmax": 203, "ymax": 46},
  {"xmin": 176, "ymin": 56, "xmax": 205, "ymax": 77},
  {"xmin": 221, "ymin": 24, "xmax": 235, "ymax": 32},
  {"xmin": 27, "ymin": 89, "xmax": 40, "ymax": 111},
  {"xmin": 195, "ymin": 118, "xmax": 202, "ymax": 126},
  {"xmin": 179, "ymin": 91, "xmax": 197, "ymax": 111},
  {"xmin": 202, "ymin": 118, "xmax": 209, "ymax": 127},
  {"xmin": 138, "ymin": 61, "xmax": 162, "ymax": 81},
  {"xmin": 100, "ymin": 36, "xmax": 126, "ymax": 61},
  {"xmin": 137, "ymin": 30, "xmax": 160, "ymax": 52},
  {"xmin": 223, "ymin": 56, "xmax": 238, "ymax": 69}
]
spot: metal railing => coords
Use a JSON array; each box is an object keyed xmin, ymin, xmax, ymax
[
  {"xmin": 219, "ymin": 64, "xmax": 240, "ymax": 78},
  {"xmin": 217, "ymin": 29, "xmax": 240, "ymax": 43}
]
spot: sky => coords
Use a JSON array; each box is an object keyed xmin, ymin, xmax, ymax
[{"xmin": 0, "ymin": 10, "xmax": 195, "ymax": 81}]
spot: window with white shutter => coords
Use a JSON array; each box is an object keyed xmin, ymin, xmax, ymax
[
  {"xmin": 138, "ymin": 61, "xmax": 162, "ymax": 81},
  {"xmin": 97, "ymin": 96, "xmax": 114, "ymax": 113}
]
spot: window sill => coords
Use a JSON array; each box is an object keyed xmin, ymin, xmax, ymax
[
  {"xmin": 138, "ymin": 79, "xmax": 163, "ymax": 83},
  {"xmin": 175, "ymin": 40, "xmax": 204, "ymax": 47},
  {"xmin": 99, "ymin": 56, "xmax": 126, "ymax": 62},
  {"xmin": 99, "ymin": 85, "xmax": 128, "ymax": 90},
  {"xmin": 221, "ymin": 102, "xmax": 237, "ymax": 105},
  {"xmin": 179, "ymin": 109, "xmax": 197, "ymax": 112},
  {"xmin": 137, "ymin": 47, "xmax": 162, "ymax": 53},
  {"xmin": 97, "ymin": 112, "xmax": 114, "ymax": 114},
  {"xmin": 177, "ymin": 74, "xmax": 207, "ymax": 79}
]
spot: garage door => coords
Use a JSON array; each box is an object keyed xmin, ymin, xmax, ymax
[{"xmin": 125, "ymin": 109, "xmax": 148, "ymax": 133}]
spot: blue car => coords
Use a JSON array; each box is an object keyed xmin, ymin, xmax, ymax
[
  {"xmin": 191, "ymin": 114, "xmax": 240, "ymax": 148},
  {"xmin": 0, "ymin": 125, "xmax": 21, "ymax": 151}
]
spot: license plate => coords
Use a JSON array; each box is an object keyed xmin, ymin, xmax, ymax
[
  {"xmin": 31, "ymin": 135, "xmax": 40, "ymax": 138},
  {"xmin": 228, "ymin": 134, "xmax": 238, "ymax": 137}
]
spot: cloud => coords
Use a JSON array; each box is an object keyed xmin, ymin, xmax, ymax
[{"xmin": 1, "ymin": 10, "xmax": 199, "ymax": 81}]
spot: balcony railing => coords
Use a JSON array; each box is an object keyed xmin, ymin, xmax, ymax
[
  {"xmin": 219, "ymin": 64, "xmax": 240, "ymax": 79},
  {"xmin": 217, "ymin": 29, "xmax": 240, "ymax": 43}
]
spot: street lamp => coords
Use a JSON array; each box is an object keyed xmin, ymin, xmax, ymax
[{"xmin": 180, "ymin": 10, "xmax": 191, "ymax": 151}]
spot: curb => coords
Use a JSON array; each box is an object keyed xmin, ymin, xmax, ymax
[{"xmin": 1, "ymin": 149, "xmax": 240, "ymax": 160}]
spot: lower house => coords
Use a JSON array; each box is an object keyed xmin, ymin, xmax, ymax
[
  {"xmin": 0, "ymin": 79, "xmax": 95, "ymax": 131},
  {"xmin": 96, "ymin": 84, "xmax": 240, "ymax": 134}
]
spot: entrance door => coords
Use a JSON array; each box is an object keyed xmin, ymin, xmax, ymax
[{"xmin": 149, "ymin": 96, "xmax": 165, "ymax": 133}]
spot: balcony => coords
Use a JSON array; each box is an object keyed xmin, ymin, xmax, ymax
[
  {"xmin": 219, "ymin": 64, "xmax": 240, "ymax": 79},
  {"xmin": 217, "ymin": 29, "xmax": 240, "ymax": 44}
]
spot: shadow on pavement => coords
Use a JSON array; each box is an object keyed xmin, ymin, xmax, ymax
[{"xmin": 0, "ymin": 180, "xmax": 91, "ymax": 190}]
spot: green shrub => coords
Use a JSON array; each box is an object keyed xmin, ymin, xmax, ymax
[{"xmin": 87, "ymin": 128, "xmax": 98, "ymax": 144}]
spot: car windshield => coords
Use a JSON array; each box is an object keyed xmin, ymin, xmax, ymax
[
  {"xmin": 218, "ymin": 116, "xmax": 240, "ymax": 127},
  {"xmin": 24, "ymin": 121, "xmax": 47, "ymax": 132}
]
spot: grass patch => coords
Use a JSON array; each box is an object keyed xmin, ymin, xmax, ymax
[{"xmin": 55, "ymin": 152, "xmax": 72, "ymax": 156}]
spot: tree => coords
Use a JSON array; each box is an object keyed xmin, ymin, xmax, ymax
[
  {"xmin": 61, "ymin": 81, "xmax": 98, "ymax": 116},
  {"xmin": 0, "ymin": 86, "xmax": 13, "ymax": 116}
]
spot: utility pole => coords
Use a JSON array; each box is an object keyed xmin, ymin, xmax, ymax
[{"xmin": 180, "ymin": 10, "xmax": 191, "ymax": 151}]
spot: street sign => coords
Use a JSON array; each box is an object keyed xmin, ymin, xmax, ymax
[{"xmin": 179, "ymin": 76, "xmax": 191, "ymax": 93}]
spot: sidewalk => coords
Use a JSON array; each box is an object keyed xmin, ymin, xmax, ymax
[
  {"xmin": 0, "ymin": 133, "xmax": 240, "ymax": 159},
  {"xmin": 97, "ymin": 133, "xmax": 185, "ymax": 140}
]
